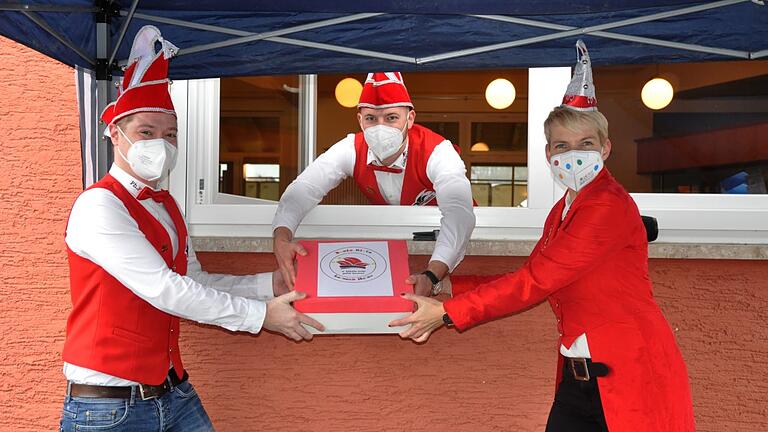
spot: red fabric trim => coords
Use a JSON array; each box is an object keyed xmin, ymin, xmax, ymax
[{"xmin": 562, "ymin": 95, "xmax": 598, "ymax": 110}]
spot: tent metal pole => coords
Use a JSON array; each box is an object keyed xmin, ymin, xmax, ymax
[
  {"xmin": 20, "ymin": 11, "xmax": 95, "ymax": 64},
  {"xmin": 471, "ymin": 14, "xmax": 750, "ymax": 59},
  {"xmin": 153, "ymin": 13, "xmax": 384, "ymax": 56},
  {"xmin": 108, "ymin": 0, "xmax": 139, "ymax": 66},
  {"xmin": 0, "ymin": 3, "xmax": 98, "ymax": 12},
  {"xmin": 120, "ymin": 11, "xmax": 413, "ymax": 63},
  {"xmin": 181, "ymin": 35, "xmax": 414, "ymax": 63},
  {"xmin": 298, "ymin": 75, "xmax": 317, "ymax": 172},
  {"xmin": 420, "ymin": 0, "xmax": 750, "ymax": 64},
  {"xmin": 268, "ymin": 37, "xmax": 417, "ymax": 63},
  {"xmin": 126, "ymin": 11, "xmax": 383, "ymax": 38},
  {"xmin": 126, "ymin": 11, "xmax": 249, "ymax": 36},
  {"xmin": 95, "ymin": 9, "xmax": 111, "ymax": 180},
  {"xmin": 751, "ymin": 49, "xmax": 768, "ymax": 59}
]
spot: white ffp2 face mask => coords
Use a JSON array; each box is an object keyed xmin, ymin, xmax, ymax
[
  {"xmin": 116, "ymin": 126, "xmax": 177, "ymax": 182},
  {"xmin": 549, "ymin": 150, "xmax": 604, "ymax": 192},
  {"xmin": 363, "ymin": 121, "xmax": 408, "ymax": 162}
]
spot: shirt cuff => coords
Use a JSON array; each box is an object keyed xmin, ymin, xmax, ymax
[
  {"xmin": 430, "ymin": 247, "xmax": 462, "ymax": 272},
  {"xmin": 239, "ymin": 299, "xmax": 268, "ymax": 334},
  {"xmin": 271, "ymin": 221, "xmax": 298, "ymax": 236},
  {"xmin": 253, "ymin": 272, "xmax": 274, "ymax": 300}
]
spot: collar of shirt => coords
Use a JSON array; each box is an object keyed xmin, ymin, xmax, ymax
[
  {"xmin": 562, "ymin": 192, "xmax": 575, "ymax": 220},
  {"xmin": 366, "ymin": 142, "xmax": 409, "ymax": 171},
  {"xmin": 109, "ymin": 164, "xmax": 155, "ymax": 198}
]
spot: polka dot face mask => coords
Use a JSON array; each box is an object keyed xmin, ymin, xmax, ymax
[{"xmin": 549, "ymin": 150, "xmax": 604, "ymax": 192}]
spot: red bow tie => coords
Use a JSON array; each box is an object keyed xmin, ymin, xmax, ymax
[
  {"xmin": 368, "ymin": 163, "xmax": 403, "ymax": 174},
  {"xmin": 137, "ymin": 187, "xmax": 172, "ymax": 203}
]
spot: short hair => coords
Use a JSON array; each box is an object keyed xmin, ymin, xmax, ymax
[
  {"xmin": 115, "ymin": 115, "xmax": 134, "ymax": 130},
  {"xmin": 544, "ymin": 106, "xmax": 609, "ymax": 144}
]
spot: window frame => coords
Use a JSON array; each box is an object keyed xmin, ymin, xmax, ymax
[{"xmin": 169, "ymin": 68, "xmax": 768, "ymax": 244}]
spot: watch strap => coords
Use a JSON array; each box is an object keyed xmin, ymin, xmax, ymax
[
  {"xmin": 421, "ymin": 270, "xmax": 440, "ymax": 285},
  {"xmin": 442, "ymin": 312, "xmax": 454, "ymax": 327}
]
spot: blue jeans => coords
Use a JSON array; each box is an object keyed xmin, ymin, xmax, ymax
[{"xmin": 60, "ymin": 380, "xmax": 214, "ymax": 431}]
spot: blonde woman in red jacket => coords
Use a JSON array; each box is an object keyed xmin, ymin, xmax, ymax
[
  {"xmin": 391, "ymin": 41, "xmax": 695, "ymax": 432},
  {"xmin": 393, "ymin": 105, "xmax": 695, "ymax": 432}
]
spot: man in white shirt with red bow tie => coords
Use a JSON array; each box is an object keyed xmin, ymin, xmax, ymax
[
  {"xmin": 60, "ymin": 26, "xmax": 322, "ymax": 432},
  {"xmin": 273, "ymin": 72, "xmax": 475, "ymax": 297}
]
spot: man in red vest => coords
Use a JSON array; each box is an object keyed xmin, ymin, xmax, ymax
[
  {"xmin": 392, "ymin": 41, "xmax": 695, "ymax": 432},
  {"xmin": 272, "ymin": 72, "xmax": 475, "ymax": 297},
  {"xmin": 60, "ymin": 26, "xmax": 323, "ymax": 432}
]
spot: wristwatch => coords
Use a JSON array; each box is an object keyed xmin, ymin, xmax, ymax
[
  {"xmin": 442, "ymin": 313, "xmax": 454, "ymax": 327},
  {"xmin": 421, "ymin": 270, "xmax": 443, "ymax": 296}
]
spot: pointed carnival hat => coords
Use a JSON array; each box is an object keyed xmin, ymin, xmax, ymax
[
  {"xmin": 561, "ymin": 40, "xmax": 598, "ymax": 112},
  {"xmin": 357, "ymin": 72, "xmax": 414, "ymax": 109},
  {"xmin": 100, "ymin": 25, "xmax": 178, "ymax": 133}
]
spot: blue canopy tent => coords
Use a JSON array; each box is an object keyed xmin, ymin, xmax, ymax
[{"xmin": 1, "ymin": 0, "xmax": 766, "ymax": 183}]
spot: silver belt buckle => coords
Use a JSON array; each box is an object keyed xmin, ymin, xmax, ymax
[
  {"xmin": 569, "ymin": 358, "xmax": 591, "ymax": 382},
  {"xmin": 138, "ymin": 384, "xmax": 156, "ymax": 401}
]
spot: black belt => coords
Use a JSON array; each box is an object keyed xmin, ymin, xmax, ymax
[
  {"xmin": 563, "ymin": 357, "xmax": 610, "ymax": 382},
  {"xmin": 68, "ymin": 369, "xmax": 188, "ymax": 401}
]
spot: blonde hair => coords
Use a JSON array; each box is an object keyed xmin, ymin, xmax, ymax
[{"xmin": 544, "ymin": 106, "xmax": 609, "ymax": 145}]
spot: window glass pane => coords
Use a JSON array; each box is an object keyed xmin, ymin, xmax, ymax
[
  {"xmin": 243, "ymin": 163, "xmax": 280, "ymax": 200},
  {"xmin": 219, "ymin": 75, "xmax": 298, "ymax": 200},
  {"xmin": 419, "ymin": 122, "xmax": 460, "ymax": 145},
  {"xmin": 514, "ymin": 166, "xmax": 528, "ymax": 182},
  {"xmin": 593, "ymin": 61, "xmax": 768, "ymax": 194},
  {"xmin": 470, "ymin": 165, "xmax": 528, "ymax": 207},
  {"xmin": 218, "ymin": 162, "xmax": 233, "ymax": 194},
  {"xmin": 471, "ymin": 122, "xmax": 528, "ymax": 152}
]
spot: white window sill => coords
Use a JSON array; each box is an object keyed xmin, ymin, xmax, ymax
[{"xmin": 190, "ymin": 237, "xmax": 768, "ymax": 260}]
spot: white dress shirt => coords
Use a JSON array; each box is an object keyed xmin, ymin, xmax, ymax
[
  {"xmin": 272, "ymin": 133, "xmax": 475, "ymax": 271},
  {"xmin": 64, "ymin": 165, "xmax": 274, "ymax": 386},
  {"xmin": 558, "ymin": 192, "xmax": 591, "ymax": 359}
]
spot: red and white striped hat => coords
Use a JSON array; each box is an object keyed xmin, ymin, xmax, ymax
[
  {"xmin": 561, "ymin": 40, "xmax": 598, "ymax": 112},
  {"xmin": 100, "ymin": 26, "xmax": 178, "ymax": 130},
  {"xmin": 357, "ymin": 72, "xmax": 414, "ymax": 109}
]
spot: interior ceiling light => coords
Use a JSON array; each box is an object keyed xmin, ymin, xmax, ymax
[
  {"xmin": 335, "ymin": 77, "xmax": 363, "ymax": 108},
  {"xmin": 485, "ymin": 78, "xmax": 516, "ymax": 110},
  {"xmin": 641, "ymin": 77, "xmax": 674, "ymax": 110}
]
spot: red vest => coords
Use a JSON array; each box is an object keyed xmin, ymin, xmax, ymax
[
  {"xmin": 353, "ymin": 123, "xmax": 447, "ymax": 206},
  {"xmin": 62, "ymin": 174, "xmax": 187, "ymax": 385}
]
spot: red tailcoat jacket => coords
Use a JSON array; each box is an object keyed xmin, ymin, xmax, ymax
[
  {"xmin": 445, "ymin": 169, "xmax": 695, "ymax": 432},
  {"xmin": 62, "ymin": 174, "xmax": 186, "ymax": 385}
]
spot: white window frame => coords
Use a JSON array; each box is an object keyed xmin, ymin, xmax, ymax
[{"xmin": 170, "ymin": 68, "xmax": 768, "ymax": 245}]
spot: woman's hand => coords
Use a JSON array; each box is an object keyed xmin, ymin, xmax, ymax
[{"xmin": 389, "ymin": 294, "xmax": 447, "ymax": 343}]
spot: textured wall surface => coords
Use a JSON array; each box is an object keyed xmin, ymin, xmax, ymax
[
  {"xmin": 0, "ymin": 37, "xmax": 81, "ymax": 430},
  {"xmin": 191, "ymin": 253, "xmax": 768, "ymax": 432},
  {"xmin": 1, "ymin": 35, "xmax": 767, "ymax": 432}
]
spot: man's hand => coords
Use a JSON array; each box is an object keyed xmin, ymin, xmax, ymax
[
  {"xmin": 406, "ymin": 260, "xmax": 450, "ymax": 297},
  {"xmin": 272, "ymin": 270, "xmax": 291, "ymax": 297},
  {"xmin": 273, "ymin": 227, "xmax": 307, "ymax": 290},
  {"xmin": 406, "ymin": 273, "xmax": 434, "ymax": 296},
  {"xmin": 389, "ymin": 293, "xmax": 446, "ymax": 343},
  {"xmin": 263, "ymin": 291, "xmax": 325, "ymax": 341}
]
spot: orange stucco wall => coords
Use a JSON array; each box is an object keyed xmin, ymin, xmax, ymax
[
  {"xmin": 0, "ymin": 36, "xmax": 82, "ymax": 430},
  {"xmin": 1, "ymin": 36, "xmax": 767, "ymax": 431}
]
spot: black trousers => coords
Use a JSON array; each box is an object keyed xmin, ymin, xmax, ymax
[{"xmin": 545, "ymin": 361, "xmax": 609, "ymax": 432}]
